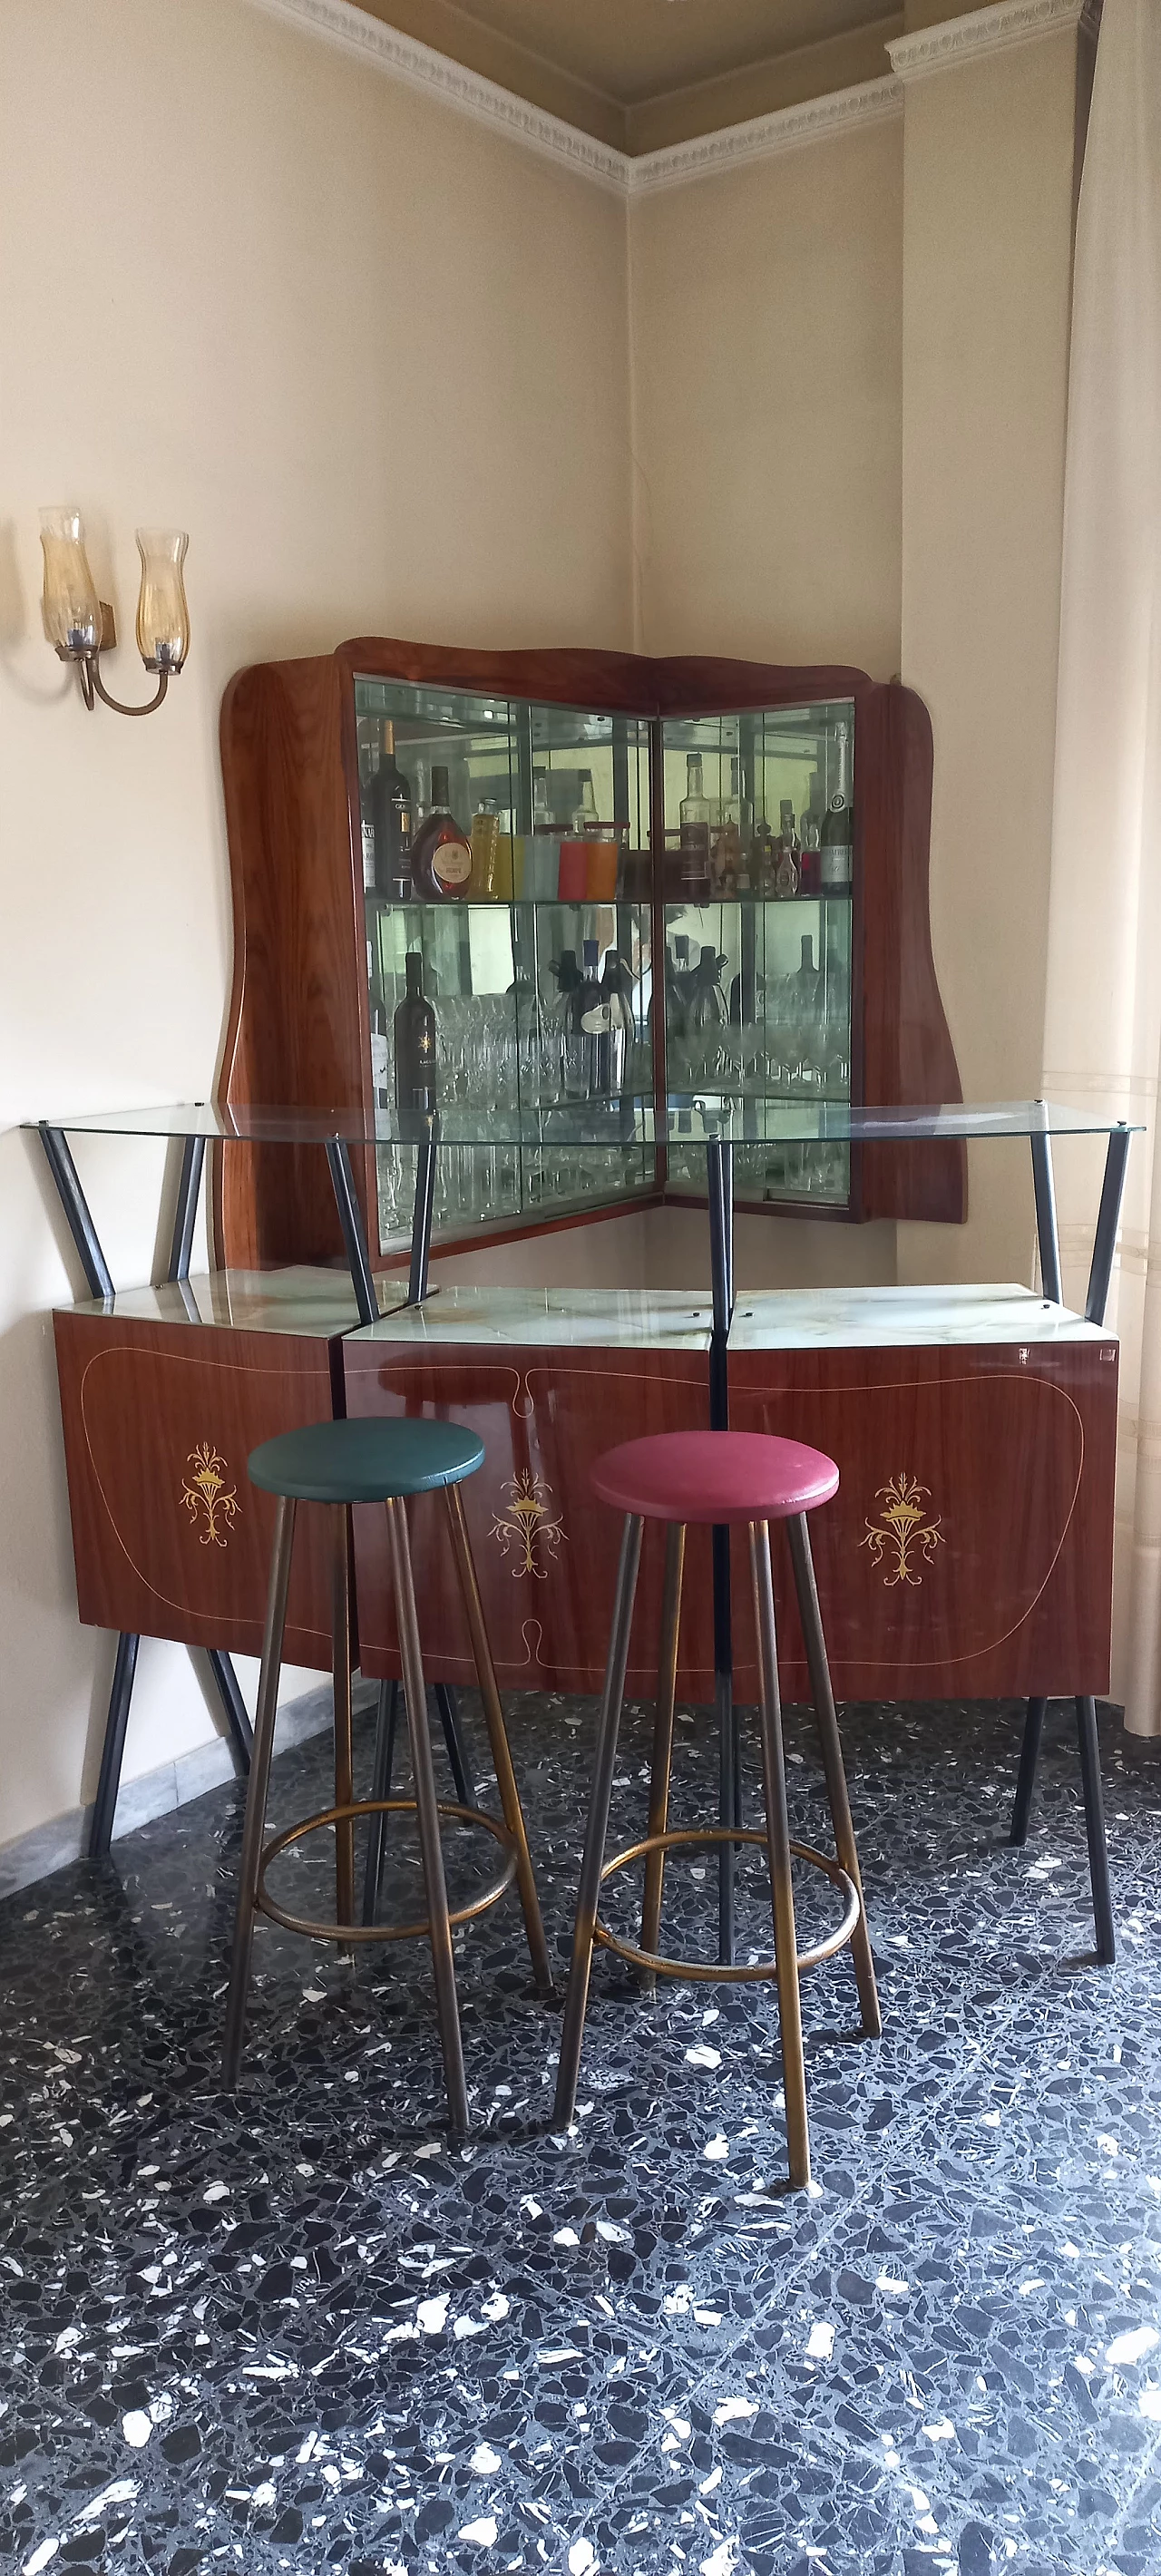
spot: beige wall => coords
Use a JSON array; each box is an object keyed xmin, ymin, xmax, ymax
[
  {"xmin": 629, "ymin": 117, "xmax": 905, "ymax": 679},
  {"xmin": 896, "ymin": 29, "xmax": 1078, "ymax": 1286},
  {"xmin": 0, "ymin": 0, "xmax": 632, "ymax": 1848}
]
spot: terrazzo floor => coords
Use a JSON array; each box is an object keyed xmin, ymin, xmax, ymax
[{"xmin": 2, "ymin": 1690, "xmax": 1161, "ymax": 2576}]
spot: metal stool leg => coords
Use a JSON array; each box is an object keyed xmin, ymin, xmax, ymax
[
  {"xmin": 443, "ymin": 1485, "xmax": 553, "ymax": 1997},
  {"xmin": 1076, "ymin": 1695, "xmax": 1116, "ymax": 1964},
  {"xmin": 640, "ymin": 1522, "xmax": 685, "ymax": 1992},
  {"xmin": 786, "ymin": 1513, "xmax": 881, "ymax": 2039},
  {"xmin": 749, "ymin": 1518, "xmax": 810, "ymax": 2190},
  {"xmin": 386, "ymin": 1497, "xmax": 469, "ymax": 2132},
  {"xmin": 332, "ymin": 1505, "xmax": 356, "ymax": 1931},
  {"xmin": 223, "ymin": 1496, "xmax": 297, "ymax": 2086},
  {"xmin": 362, "ymin": 1680, "xmax": 400, "ymax": 1927},
  {"xmin": 554, "ymin": 1513, "xmax": 644, "ymax": 2130},
  {"xmin": 1010, "ymin": 1697, "xmax": 1046, "ymax": 1845},
  {"xmin": 89, "ymin": 1632, "xmax": 140, "ymax": 1858},
  {"xmin": 434, "ymin": 1683, "xmax": 477, "ymax": 1810}
]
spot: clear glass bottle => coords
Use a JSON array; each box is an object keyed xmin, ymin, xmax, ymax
[
  {"xmin": 774, "ymin": 801, "xmax": 800, "ymax": 899},
  {"xmin": 679, "ymin": 753, "xmax": 712, "ymax": 898},
  {"xmin": 688, "ymin": 944, "xmax": 728, "ymax": 1034},
  {"xmin": 571, "ymin": 773, "xmax": 599, "ymax": 834}
]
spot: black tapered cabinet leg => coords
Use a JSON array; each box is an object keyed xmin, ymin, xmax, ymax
[
  {"xmin": 1076, "ymin": 1696, "xmax": 1116, "ymax": 1964},
  {"xmin": 362, "ymin": 1680, "xmax": 400, "ymax": 1927},
  {"xmin": 206, "ymin": 1649, "xmax": 254, "ymax": 1773},
  {"xmin": 1010, "ymin": 1697, "xmax": 1046, "ymax": 1846},
  {"xmin": 89, "ymin": 1633, "xmax": 140, "ymax": 1858},
  {"xmin": 434, "ymin": 1683, "xmax": 476, "ymax": 1810}
]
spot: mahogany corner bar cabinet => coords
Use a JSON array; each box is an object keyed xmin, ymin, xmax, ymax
[{"xmin": 40, "ymin": 638, "xmax": 1132, "ymax": 1966}]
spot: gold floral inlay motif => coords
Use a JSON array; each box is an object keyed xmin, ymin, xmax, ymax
[
  {"xmin": 180, "ymin": 1442, "xmax": 239, "ymax": 1549},
  {"xmin": 861, "ymin": 1473, "xmax": 943, "ymax": 1588},
  {"xmin": 490, "ymin": 1470, "xmax": 565, "ymax": 1581}
]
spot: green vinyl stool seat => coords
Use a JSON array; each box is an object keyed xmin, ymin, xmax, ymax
[
  {"xmin": 222, "ymin": 1410, "xmax": 552, "ymax": 2132},
  {"xmin": 249, "ymin": 1416, "xmax": 484, "ymax": 1505}
]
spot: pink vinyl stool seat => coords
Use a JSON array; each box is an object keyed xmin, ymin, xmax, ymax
[
  {"xmin": 591, "ymin": 1430, "xmax": 840, "ymax": 1526},
  {"xmin": 553, "ymin": 1426, "xmax": 882, "ymax": 2190}
]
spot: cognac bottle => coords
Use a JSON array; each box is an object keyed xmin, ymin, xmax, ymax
[{"xmin": 411, "ymin": 764, "xmax": 472, "ymax": 899}]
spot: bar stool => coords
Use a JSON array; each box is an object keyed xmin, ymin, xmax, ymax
[
  {"xmin": 221, "ymin": 1416, "xmax": 553, "ymax": 2132},
  {"xmin": 553, "ymin": 1429, "xmax": 881, "ymax": 2187}
]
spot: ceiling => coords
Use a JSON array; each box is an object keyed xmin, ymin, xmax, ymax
[{"xmin": 356, "ymin": 0, "xmax": 931, "ymax": 152}]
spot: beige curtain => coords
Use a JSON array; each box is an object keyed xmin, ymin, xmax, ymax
[{"xmin": 1042, "ymin": 0, "xmax": 1161, "ymax": 1730}]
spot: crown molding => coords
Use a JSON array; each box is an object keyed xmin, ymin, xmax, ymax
[
  {"xmin": 888, "ymin": 0, "xmax": 1088, "ymax": 86},
  {"xmin": 629, "ymin": 75, "xmax": 902, "ymax": 197},
  {"xmin": 243, "ymin": 0, "xmax": 630, "ymax": 195}
]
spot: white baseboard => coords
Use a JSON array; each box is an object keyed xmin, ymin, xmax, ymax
[{"xmin": 0, "ymin": 1680, "xmax": 378, "ymax": 1900}]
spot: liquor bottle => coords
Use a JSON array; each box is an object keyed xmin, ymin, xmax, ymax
[
  {"xmin": 532, "ymin": 769, "xmax": 551, "ymax": 828},
  {"xmin": 578, "ymin": 936, "xmax": 605, "ymax": 1096},
  {"xmin": 795, "ymin": 932, "xmax": 820, "ymax": 1004},
  {"xmin": 819, "ymin": 722, "xmax": 854, "ymax": 893},
  {"xmin": 358, "ymin": 735, "xmax": 378, "ymax": 896},
  {"xmin": 598, "ymin": 951, "xmax": 634, "ymax": 1094},
  {"xmin": 688, "ymin": 944, "xmax": 728, "ymax": 1034},
  {"xmin": 571, "ymin": 773, "xmax": 599, "ymax": 834},
  {"xmin": 369, "ymin": 720, "xmax": 414, "ymax": 902},
  {"xmin": 410, "ymin": 764, "xmax": 472, "ymax": 899},
  {"xmin": 751, "ymin": 817, "xmax": 776, "ymax": 898},
  {"xmin": 679, "ymin": 753, "xmax": 712, "ymax": 900},
  {"xmin": 469, "ymin": 799, "xmax": 500, "ymax": 897},
  {"xmin": 393, "ymin": 951, "xmax": 437, "ymax": 1131},
  {"xmin": 550, "ymin": 948, "xmax": 583, "ymax": 1098},
  {"xmin": 774, "ymin": 801, "xmax": 801, "ymax": 899}
]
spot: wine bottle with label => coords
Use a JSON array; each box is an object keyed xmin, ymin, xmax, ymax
[
  {"xmin": 358, "ymin": 736, "xmax": 378, "ymax": 896},
  {"xmin": 369, "ymin": 720, "xmax": 414, "ymax": 902},
  {"xmin": 393, "ymin": 951, "xmax": 437, "ymax": 1132},
  {"xmin": 411, "ymin": 764, "xmax": 473, "ymax": 899},
  {"xmin": 819, "ymin": 721, "xmax": 854, "ymax": 893}
]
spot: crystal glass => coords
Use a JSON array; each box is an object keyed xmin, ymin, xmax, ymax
[
  {"xmin": 135, "ymin": 529, "xmax": 190, "ymax": 672},
  {"xmin": 39, "ymin": 505, "xmax": 101, "ymax": 655}
]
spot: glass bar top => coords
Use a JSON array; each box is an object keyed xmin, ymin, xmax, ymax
[
  {"xmin": 727, "ymin": 1283, "xmax": 1114, "ymax": 1352},
  {"xmin": 358, "ymin": 1284, "xmax": 714, "ymax": 1349},
  {"xmin": 62, "ymin": 1267, "xmax": 363, "ymax": 1338},
  {"xmin": 28, "ymin": 1099, "xmax": 1141, "ymax": 1146}
]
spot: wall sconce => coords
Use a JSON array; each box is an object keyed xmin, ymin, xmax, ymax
[{"xmin": 39, "ymin": 507, "xmax": 190, "ymax": 716}]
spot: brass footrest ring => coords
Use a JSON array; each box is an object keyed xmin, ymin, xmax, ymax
[
  {"xmin": 593, "ymin": 1823, "xmax": 860, "ymax": 1984},
  {"xmin": 255, "ymin": 1798, "xmax": 518, "ymax": 1945}
]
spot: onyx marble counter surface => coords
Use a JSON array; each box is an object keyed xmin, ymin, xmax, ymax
[{"xmin": 1, "ymin": 1694, "xmax": 1159, "ymax": 2574}]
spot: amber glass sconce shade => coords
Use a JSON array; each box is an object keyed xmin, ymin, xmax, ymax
[
  {"xmin": 135, "ymin": 529, "xmax": 190, "ymax": 674},
  {"xmin": 39, "ymin": 504, "xmax": 189, "ymax": 715}
]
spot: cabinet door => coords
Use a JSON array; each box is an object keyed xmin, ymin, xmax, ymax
[
  {"xmin": 54, "ymin": 1313, "xmax": 340, "ymax": 1665},
  {"xmin": 659, "ymin": 698, "xmax": 855, "ymax": 1217},
  {"xmin": 351, "ymin": 673, "xmax": 657, "ymax": 1261},
  {"xmin": 727, "ymin": 1342, "xmax": 1117, "ymax": 1699},
  {"xmin": 344, "ymin": 1339, "xmax": 708, "ymax": 1693}
]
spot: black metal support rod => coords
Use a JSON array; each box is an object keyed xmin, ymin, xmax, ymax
[
  {"xmin": 1010, "ymin": 1696, "xmax": 1045, "ymax": 1845},
  {"xmin": 1076, "ymin": 1696, "xmax": 1116, "ymax": 1964},
  {"xmin": 707, "ymin": 1139, "xmax": 731, "ymax": 1337},
  {"xmin": 407, "ymin": 1117, "xmax": 439, "ymax": 1306},
  {"xmin": 434, "ymin": 1683, "xmax": 476, "ymax": 1810},
  {"xmin": 1030, "ymin": 1127, "xmax": 1062, "ymax": 1303},
  {"xmin": 1087, "ymin": 1124, "xmax": 1131, "ymax": 1325},
  {"xmin": 89, "ymin": 1633, "xmax": 140, "ymax": 1857},
  {"xmin": 206, "ymin": 1648, "xmax": 254, "ymax": 1771},
  {"xmin": 168, "ymin": 1135, "xmax": 206, "ymax": 1283},
  {"xmin": 325, "ymin": 1137, "xmax": 379, "ymax": 1327},
  {"xmin": 38, "ymin": 1126, "xmax": 114, "ymax": 1301},
  {"xmin": 707, "ymin": 1136, "xmax": 738, "ymax": 1962},
  {"xmin": 362, "ymin": 1679, "xmax": 400, "ymax": 1927}
]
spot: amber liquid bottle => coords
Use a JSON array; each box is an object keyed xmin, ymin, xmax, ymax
[
  {"xmin": 394, "ymin": 951, "xmax": 437, "ymax": 1132},
  {"xmin": 411, "ymin": 764, "xmax": 473, "ymax": 899}
]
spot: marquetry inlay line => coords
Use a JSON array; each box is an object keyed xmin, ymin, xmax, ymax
[
  {"xmin": 244, "ymin": 0, "xmax": 904, "ymax": 196},
  {"xmin": 888, "ymin": 0, "xmax": 1090, "ymax": 86}
]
